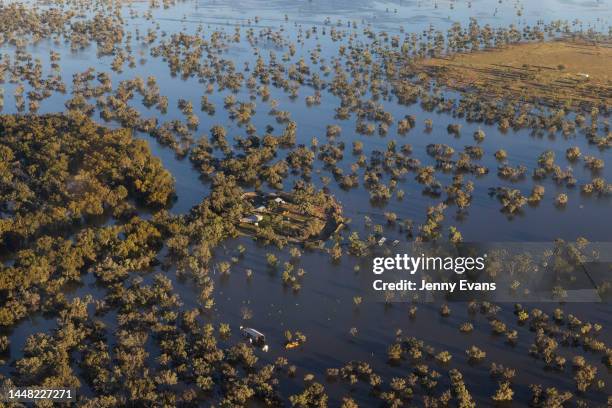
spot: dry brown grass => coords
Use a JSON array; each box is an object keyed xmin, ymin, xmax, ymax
[{"xmin": 418, "ymin": 40, "xmax": 612, "ymax": 109}]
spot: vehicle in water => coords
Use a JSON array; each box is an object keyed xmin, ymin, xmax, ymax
[
  {"xmin": 240, "ymin": 326, "xmax": 269, "ymax": 352},
  {"xmin": 285, "ymin": 340, "xmax": 301, "ymax": 349}
]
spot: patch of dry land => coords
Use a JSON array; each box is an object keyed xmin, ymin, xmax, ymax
[{"xmin": 419, "ymin": 40, "xmax": 612, "ymax": 109}]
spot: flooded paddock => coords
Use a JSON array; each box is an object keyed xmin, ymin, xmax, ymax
[{"xmin": 0, "ymin": 0, "xmax": 610, "ymax": 406}]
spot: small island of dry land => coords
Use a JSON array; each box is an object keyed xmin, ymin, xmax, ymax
[
  {"xmin": 418, "ymin": 40, "xmax": 612, "ymax": 109},
  {"xmin": 238, "ymin": 191, "xmax": 344, "ymax": 245}
]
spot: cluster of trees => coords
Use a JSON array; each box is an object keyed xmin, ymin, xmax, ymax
[
  {"xmin": 0, "ymin": 114, "xmax": 276, "ymax": 405},
  {"xmin": 0, "ymin": 114, "xmax": 173, "ymax": 246},
  {"xmin": 0, "ymin": 113, "xmax": 177, "ymax": 322}
]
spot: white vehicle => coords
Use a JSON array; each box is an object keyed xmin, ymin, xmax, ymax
[{"xmin": 240, "ymin": 326, "xmax": 269, "ymax": 352}]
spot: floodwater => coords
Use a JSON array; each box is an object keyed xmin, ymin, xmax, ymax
[{"xmin": 1, "ymin": 0, "xmax": 611, "ymax": 405}]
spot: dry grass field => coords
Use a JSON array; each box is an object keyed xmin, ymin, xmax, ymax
[{"xmin": 419, "ymin": 40, "xmax": 612, "ymax": 109}]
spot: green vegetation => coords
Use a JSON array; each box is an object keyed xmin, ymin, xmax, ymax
[
  {"xmin": 0, "ymin": 114, "xmax": 174, "ymax": 326},
  {"xmin": 0, "ymin": 0, "xmax": 609, "ymax": 406}
]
